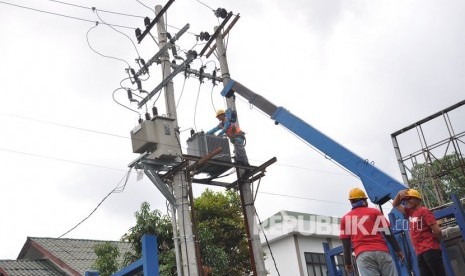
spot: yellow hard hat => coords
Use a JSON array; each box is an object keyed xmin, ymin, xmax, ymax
[
  {"xmin": 406, "ymin": 189, "xmax": 421, "ymax": 199},
  {"xmin": 216, "ymin": 109, "xmax": 225, "ymax": 117},
  {"xmin": 348, "ymin": 188, "xmax": 368, "ymax": 200}
]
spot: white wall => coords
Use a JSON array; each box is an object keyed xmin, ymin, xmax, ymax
[{"xmin": 263, "ymin": 234, "xmax": 343, "ymax": 276}]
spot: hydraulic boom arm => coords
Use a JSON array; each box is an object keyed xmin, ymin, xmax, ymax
[{"xmin": 221, "ymin": 79, "xmax": 407, "ymax": 205}]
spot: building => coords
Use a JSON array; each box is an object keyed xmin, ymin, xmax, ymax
[
  {"xmin": 260, "ymin": 210, "xmax": 344, "ymax": 276},
  {"xmin": 0, "ymin": 237, "xmax": 131, "ymax": 276}
]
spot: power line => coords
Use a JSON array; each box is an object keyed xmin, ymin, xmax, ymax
[
  {"xmin": 0, "ymin": 0, "xmax": 136, "ymax": 29},
  {"xmin": 57, "ymin": 168, "xmax": 133, "ymax": 238},
  {"xmin": 86, "ymin": 24, "xmax": 131, "ymax": 67},
  {"xmin": 0, "ymin": 146, "xmax": 126, "ymax": 172},
  {"xmin": 0, "ymin": 111, "xmax": 352, "ymax": 177},
  {"xmin": 46, "ymin": 0, "xmax": 146, "ymax": 18},
  {"xmin": 0, "ymin": 111, "xmax": 129, "ymax": 141},
  {"xmin": 192, "ymin": 0, "xmax": 214, "ymax": 11},
  {"xmin": 257, "ymin": 191, "xmax": 348, "ymax": 205}
]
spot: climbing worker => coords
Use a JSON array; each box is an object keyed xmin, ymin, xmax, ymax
[
  {"xmin": 340, "ymin": 188, "xmax": 404, "ymax": 276},
  {"xmin": 392, "ymin": 189, "xmax": 446, "ymax": 276},
  {"xmin": 206, "ymin": 108, "xmax": 249, "ymax": 165}
]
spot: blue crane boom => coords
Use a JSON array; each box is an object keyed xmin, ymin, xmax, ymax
[{"xmin": 220, "ymin": 79, "xmax": 407, "ymax": 205}]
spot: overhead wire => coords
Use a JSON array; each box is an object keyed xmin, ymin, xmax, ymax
[
  {"xmin": 257, "ymin": 191, "xmax": 348, "ymax": 205},
  {"xmin": 176, "ymin": 77, "xmax": 188, "ymax": 109},
  {"xmin": 112, "ymin": 87, "xmax": 142, "ymax": 115},
  {"xmin": 255, "ymin": 209, "xmax": 281, "ymax": 276},
  {"xmin": 86, "ymin": 24, "xmax": 131, "ymax": 68},
  {"xmin": 46, "ymin": 0, "xmax": 145, "ymax": 18},
  {"xmin": 0, "ymin": 146, "xmax": 127, "ymax": 172},
  {"xmin": 57, "ymin": 168, "xmax": 133, "ymax": 238},
  {"xmin": 0, "ymin": 0, "xmax": 136, "ymax": 30},
  {"xmin": 94, "ymin": 9, "xmax": 142, "ymax": 60},
  {"xmin": 135, "ymin": 0, "xmax": 155, "ymax": 14},
  {"xmin": 192, "ymin": 0, "xmax": 214, "ymax": 11},
  {"xmin": 235, "ymin": 96, "xmax": 358, "ymax": 178},
  {"xmin": 193, "ymin": 79, "xmax": 203, "ymax": 132}
]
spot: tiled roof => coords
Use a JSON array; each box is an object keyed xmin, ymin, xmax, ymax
[
  {"xmin": 19, "ymin": 237, "xmax": 132, "ymax": 275},
  {"xmin": 0, "ymin": 259, "xmax": 65, "ymax": 276}
]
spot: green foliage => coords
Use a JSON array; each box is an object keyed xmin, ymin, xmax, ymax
[
  {"xmin": 93, "ymin": 190, "xmax": 250, "ymax": 276},
  {"xmin": 409, "ymin": 153, "xmax": 465, "ymax": 208},
  {"xmin": 194, "ymin": 189, "xmax": 250, "ymax": 276},
  {"xmin": 120, "ymin": 202, "xmax": 176, "ymax": 276},
  {"xmin": 92, "ymin": 242, "xmax": 120, "ymax": 276}
]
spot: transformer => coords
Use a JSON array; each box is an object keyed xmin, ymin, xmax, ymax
[
  {"xmin": 130, "ymin": 116, "xmax": 180, "ymax": 160},
  {"xmin": 186, "ymin": 132, "xmax": 231, "ymax": 176}
]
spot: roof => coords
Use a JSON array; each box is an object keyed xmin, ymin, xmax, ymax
[
  {"xmin": 0, "ymin": 259, "xmax": 65, "ymax": 276},
  {"xmin": 14, "ymin": 237, "xmax": 132, "ymax": 276}
]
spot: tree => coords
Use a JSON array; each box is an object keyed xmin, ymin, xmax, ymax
[
  {"xmin": 93, "ymin": 190, "xmax": 250, "ymax": 275},
  {"xmin": 92, "ymin": 242, "xmax": 120, "ymax": 276},
  {"xmin": 121, "ymin": 202, "xmax": 176, "ymax": 275},
  {"xmin": 409, "ymin": 153, "xmax": 465, "ymax": 208},
  {"xmin": 194, "ymin": 189, "xmax": 250, "ymax": 276},
  {"xmin": 93, "ymin": 202, "xmax": 176, "ymax": 276}
]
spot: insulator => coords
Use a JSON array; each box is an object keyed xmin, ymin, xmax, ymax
[
  {"xmin": 152, "ymin": 106, "xmax": 158, "ymax": 116},
  {"xmin": 166, "ymin": 32, "xmax": 172, "ymax": 40},
  {"xmin": 127, "ymin": 89, "xmax": 133, "ymax": 100},
  {"xmin": 144, "ymin": 17, "xmax": 151, "ymax": 27},
  {"xmin": 145, "ymin": 112, "xmax": 151, "ymax": 120},
  {"xmin": 215, "ymin": 8, "xmax": 227, "ymax": 18},
  {"xmin": 135, "ymin": 28, "xmax": 142, "ymax": 39},
  {"xmin": 187, "ymin": 50, "xmax": 197, "ymax": 59},
  {"xmin": 138, "ymin": 117, "xmax": 143, "ymax": 124},
  {"xmin": 190, "ymin": 129, "xmax": 195, "ymax": 137},
  {"xmin": 140, "ymin": 58, "xmax": 148, "ymax": 73}
]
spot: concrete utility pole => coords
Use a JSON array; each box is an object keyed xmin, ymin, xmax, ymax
[
  {"xmin": 155, "ymin": 5, "xmax": 199, "ymax": 276},
  {"xmin": 215, "ymin": 26, "xmax": 267, "ymax": 276}
]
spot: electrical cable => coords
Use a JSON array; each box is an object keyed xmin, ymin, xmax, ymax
[
  {"xmin": 257, "ymin": 191, "xmax": 348, "ymax": 205},
  {"xmin": 112, "ymin": 87, "xmax": 142, "ymax": 115},
  {"xmin": 0, "ymin": 146, "xmax": 127, "ymax": 172},
  {"xmin": 57, "ymin": 168, "xmax": 133, "ymax": 238},
  {"xmin": 46, "ymin": 0, "xmax": 145, "ymax": 18},
  {"xmin": 86, "ymin": 24, "xmax": 131, "ymax": 68},
  {"xmin": 135, "ymin": 0, "xmax": 155, "ymax": 14},
  {"xmin": 0, "ymin": 0, "xmax": 136, "ymax": 29},
  {"xmin": 176, "ymin": 77, "xmax": 188, "ymax": 109},
  {"xmin": 0, "ymin": 111, "xmax": 352, "ymax": 179},
  {"xmin": 192, "ymin": 0, "xmax": 214, "ymax": 11},
  {"xmin": 236, "ymin": 96, "xmax": 358, "ymax": 179},
  {"xmin": 255, "ymin": 209, "xmax": 281, "ymax": 276},
  {"xmin": 193, "ymin": 81, "xmax": 203, "ymax": 132},
  {"xmin": 94, "ymin": 9, "xmax": 142, "ymax": 59},
  {"xmin": 210, "ymin": 84, "xmax": 217, "ymax": 112}
]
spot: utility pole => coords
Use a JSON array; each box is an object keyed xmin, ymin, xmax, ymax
[
  {"xmin": 155, "ymin": 5, "xmax": 199, "ymax": 276},
  {"xmin": 215, "ymin": 26, "xmax": 267, "ymax": 276}
]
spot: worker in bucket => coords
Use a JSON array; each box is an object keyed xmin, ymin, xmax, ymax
[
  {"xmin": 340, "ymin": 188, "xmax": 404, "ymax": 276},
  {"xmin": 206, "ymin": 108, "xmax": 249, "ymax": 165},
  {"xmin": 393, "ymin": 189, "xmax": 446, "ymax": 276}
]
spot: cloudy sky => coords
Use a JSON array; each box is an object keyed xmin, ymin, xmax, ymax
[{"xmin": 1, "ymin": 0, "xmax": 464, "ymax": 259}]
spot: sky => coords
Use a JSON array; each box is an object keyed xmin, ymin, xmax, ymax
[{"xmin": 0, "ymin": 0, "xmax": 464, "ymax": 260}]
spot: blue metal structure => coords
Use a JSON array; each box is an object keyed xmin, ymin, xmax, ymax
[
  {"xmin": 219, "ymin": 79, "xmax": 464, "ymax": 276},
  {"xmin": 220, "ymin": 79, "xmax": 407, "ymax": 204},
  {"xmin": 85, "ymin": 235, "xmax": 159, "ymax": 276}
]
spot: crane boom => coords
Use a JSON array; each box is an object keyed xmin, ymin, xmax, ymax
[{"xmin": 221, "ymin": 79, "xmax": 407, "ymax": 204}]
